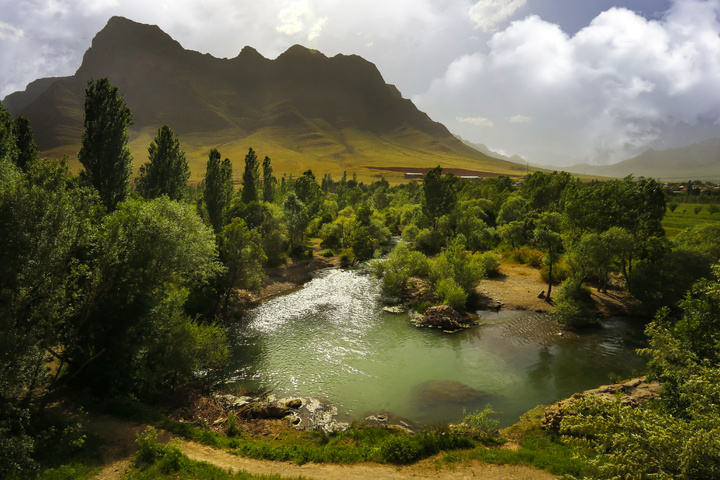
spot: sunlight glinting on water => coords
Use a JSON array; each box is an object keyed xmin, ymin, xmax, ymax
[{"xmin": 232, "ymin": 268, "xmax": 647, "ymax": 425}]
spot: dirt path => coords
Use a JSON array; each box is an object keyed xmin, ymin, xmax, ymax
[
  {"xmin": 182, "ymin": 440, "xmax": 554, "ymax": 479},
  {"xmin": 87, "ymin": 414, "xmax": 554, "ymax": 480}
]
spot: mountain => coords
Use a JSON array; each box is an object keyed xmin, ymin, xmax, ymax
[
  {"xmin": 564, "ymin": 138, "xmax": 720, "ymax": 181},
  {"xmin": 455, "ymin": 135, "xmax": 527, "ymax": 165},
  {"xmin": 4, "ymin": 16, "xmax": 528, "ymax": 181}
]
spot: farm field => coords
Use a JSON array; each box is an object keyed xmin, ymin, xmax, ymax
[{"xmin": 663, "ymin": 203, "xmax": 720, "ymax": 237}]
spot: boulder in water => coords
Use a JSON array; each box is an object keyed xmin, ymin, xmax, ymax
[
  {"xmin": 415, "ymin": 305, "xmax": 465, "ymax": 331},
  {"xmin": 413, "ymin": 379, "xmax": 493, "ymax": 407}
]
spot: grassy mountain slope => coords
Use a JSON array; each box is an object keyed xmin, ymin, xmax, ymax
[{"xmin": 5, "ymin": 16, "xmax": 528, "ymax": 182}]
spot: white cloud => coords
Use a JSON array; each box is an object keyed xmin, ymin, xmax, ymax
[
  {"xmin": 457, "ymin": 116, "xmax": 494, "ymax": 127},
  {"xmin": 276, "ymin": 1, "xmax": 310, "ymax": 36},
  {"xmin": 0, "ymin": 21, "xmax": 23, "ymax": 42},
  {"xmin": 308, "ymin": 17, "xmax": 327, "ymax": 41},
  {"xmin": 417, "ymin": 0, "xmax": 720, "ymax": 165},
  {"xmin": 509, "ymin": 114, "xmax": 531, "ymax": 123},
  {"xmin": 469, "ymin": 0, "xmax": 526, "ymax": 32}
]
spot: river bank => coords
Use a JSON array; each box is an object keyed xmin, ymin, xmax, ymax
[{"xmin": 476, "ymin": 263, "xmax": 639, "ymax": 317}]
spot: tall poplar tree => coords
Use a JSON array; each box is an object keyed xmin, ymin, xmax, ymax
[
  {"xmin": 262, "ymin": 155, "xmax": 276, "ymax": 203},
  {"xmin": 422, "ymin": 165, "xmax": 456, "ymax": 231},
  {"xmin": 78, "ymin": 78, "xmax": 133, "ymax": 211},
  {"xmin": 241, "ymin": 147, "xmax": 259, "ymax": 204},
  {"xmin": 137, "ymin": 125, "xmax": 189, "ymax": 200},
  {"xmin": 204, "ymin": 148, "xmax": 233, "ymax": 233}
]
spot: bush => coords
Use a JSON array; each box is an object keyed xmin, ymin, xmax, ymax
[
  {"xmin": 506, "ymin": 246, "xmax": 544, "ymax": 267},
  {"xmin": 435, "ymin": 278, "xmax": 468, "ymax": 312},
  {"xmin": 452, "ymin": 406, "xmax": 500, "ymax": 442},
  {"xmin": 553, "ymin": 277, "xmax": 596, "ymax": 328},
  {"xmin": 401, "ymin": 224, "xmax": 419, "ymax": 243},
  {"xmin": 415, "ymin": 228, "xmax": 442, "ymax": 254},
  {"xmin": 371, "ymin": 242, "xmax": 429, "ymax": 296},
  {"xmin": 378, "ymin": 436, "xmax": 423, "ymax": 465},
  {"xmin": 226, "ymin": 413, "xmax": 241, "ymax": 437},
  {"xmin": 477, "ymin": 251, "xmax": 501, "ymax": 277}
]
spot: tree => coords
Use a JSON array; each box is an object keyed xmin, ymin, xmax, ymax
[
  {"xmin": 78, "ymin": 78, "xmax": 133, "ymax": 211},
  {"xmin": 241, "ymin": 147, "xmax": 260, "ymax": 204},
  {"xmin": 137, "ymin": 125, "xmax": 189, "ymax": 200},
  {"xmin": 559, "ymin": 264, "xmax": 720, "ymax": 478},
  {"xmin": 204, "ymin": 149, "xmax": 233, "ymax": 233},
  {"xmin": 12, "ymin": 115, "xmax": 38, "ymax": 172},
  {"xmin": 218, "ymin": 218, "xmax": 266, "ymax": 308},
  {"xmin": 294, "ymin": 169, "xmax": 323, "ymax": 207},
  {"xmin": 534, "ymin": 212, "xmax": 563, "ymax": 298},
  {"xmin": 283, "ymin": 192, "xmax": 308, "ymax": 249},
  {"xmin": 0, "ymin": 102, "xmax": 18, "ymax": 167},
  {"xmin": 422, "ymin": 166, "xmax": 456, "ymax": 231},
  {"xmin": 262, "ymin": 155, "xmax": 276, "ymax": 203},
  {"xmin": 70, "ymin": 197, "xmax": 225, "ymax": 397}
]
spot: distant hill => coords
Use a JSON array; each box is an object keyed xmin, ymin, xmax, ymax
[
  {"xmin": 455, "ymin": 136, "xmax": 527, "ymax": 165},
  {"xmin": 564, "ymin": 138, "xmax": 720, "ymax": 181},
  {"xmin": 4, "ymin": 16, "xmax": 528, "ymax": 181}
]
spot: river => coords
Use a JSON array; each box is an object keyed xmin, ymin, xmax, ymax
[{"xmin": 228, "ymin": 268, "xmax": 648, "ymax": 427}]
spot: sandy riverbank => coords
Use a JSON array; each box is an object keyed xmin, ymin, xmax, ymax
[{"xmin": 476, "ymin": 263, "xmax": 639, "ymax": 317}]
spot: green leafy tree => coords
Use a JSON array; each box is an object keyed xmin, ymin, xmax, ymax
[
  {"xmin": 12, "ymin": 115, "xmax": 38, "ymax": 172},
  {"xmin": 241, "ymin": 147, "xmax": 260, "ymax": 204},
  {"xmin": 534, "ymin": 212, "xmax": 563, "ymax": 298},
  {"xmin": 0, "ymin": 102, "xmax": 18, "ymax": 167},
  {"xmin": 218, "ymin": 218, "xmax": 266, "ymax": 308},
  {"xmin": 294, "ymin": 169, "xmax": 323, "ymax": 215},
  {"xmin": 137, "ymin": 125, "xmax": 189, "ymax": 200},
  {"xmin": 560, "ymin": 264, "xmax": 720, "ymax": 478},
  {"xmin": 422, "ymin": 166, "xmax": 456, "ymax": 231},
  {"xmin": 78, "ymin": 78, "xmax": 133, "ymax": 211},
  {"xmin": 203, "ymin": 149, "xmax": 233, "ymax": 233},
  {"xmin": 0, "ymin": 158, "xmax": 98, "ymax": 476},
  {"xmin": 283, "ymin": 192, "xmax": 308, "ymax": 249},
  {"xmin": 497, "ymin": 194, "xmax": 528, "ymax": 225},
  {"xmin": 71, "ymin": 197, "xmax": 224, "ymax": 397},
  {"xmin": 262, "ymin": 155, "xmax": 276, "ymax": 203}
]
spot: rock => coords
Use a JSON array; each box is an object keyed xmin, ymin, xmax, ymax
[
  {"xmin": 285, "ymin": 398, "xmax": 303, "ymax": 409},
  {"xmin": 238, "ymin": 402, "xmax": 291, "ymax": 420},
  {"xmin": 383, "ymin": 305, "xmax": 405, "ymax": 314},
  {"xmin": 413, "ymin": 380, "xmax": 493, "ymax": 407},
  {"xmin": 415, "ymin": 305, "xmax": 465, "ymax": 331},
  {"xmin": 214, "ymin": 394, "xmax": 253, "ymax": 410},
  {"xmin": 542, "ymin": 377, "xmax": 663, "ymax": 432}
]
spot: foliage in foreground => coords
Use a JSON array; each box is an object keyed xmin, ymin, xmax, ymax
[{"xmin": 559, "ymin": 263, "xmax": 720, "ymax": 479}]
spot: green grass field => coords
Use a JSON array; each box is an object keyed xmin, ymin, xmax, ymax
[{"xmin": 663, "ymin": 203, "xmax": 720, "ymax": 237}]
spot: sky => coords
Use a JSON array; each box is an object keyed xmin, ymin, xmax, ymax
[{"xmin": 2, "ymin": 0, "xmax": 720, "ymax": 166}]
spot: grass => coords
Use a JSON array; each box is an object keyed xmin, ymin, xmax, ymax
[
  {"xmin": 46, "ymin": 123, "xmax": 531, "ymax": 185},
  {"xmin": 128, "ymin": 428, "xmax": 304, "ymax": 480},
  {"xmin": 662, "ymin": 203, "xmax": 720, "ymax": 237},
  {"xmin": 101, "ymin": 397, "xmax": 475, "ymax": 465},
  {"xmin": 430, "ymin": 406, "xmax": 589, "ymax": 477}
]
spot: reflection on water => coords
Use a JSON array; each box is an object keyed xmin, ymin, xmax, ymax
[{"xmin": 229, "ymin": 268, "xmax": 648, "ymax": 426}]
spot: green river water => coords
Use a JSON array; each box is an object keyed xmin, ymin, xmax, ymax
[{"xmin": 229, "ymin": 268, "xmax": 647, "ymax": 427}]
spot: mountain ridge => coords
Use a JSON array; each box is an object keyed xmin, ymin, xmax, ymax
[
  {"xmin": 562, "ymin": 137, "xmax": 720, "ymax": 181},
  {"xmin": 3, "ymin": 16, "xmax": 528, "ymax": 181}
]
